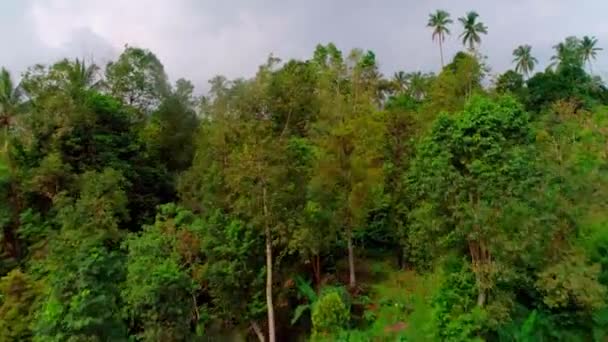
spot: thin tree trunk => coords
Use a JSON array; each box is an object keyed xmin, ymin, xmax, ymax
[
  {"xmin": 468, "ymin": 239, "xmax": 490, "ymax": 307},
  {"xmin": 397, "ymin": 245, "xmax": 404, "ymax": 269},
  {"xmin": 347, "ymin": 226, "xmax": 356, "ymax": 287},
  {"xmin": 312, "ymin": 254, "xmax": 321, "ymax": 290},
  {"xmin": 477, "ymin": 289, "xmax": 486, "ymax": 307},
  {"xmin": 262, "ymin": 185, "xmax": 276, "ymax": 342},
  {"xmin": 251, "ymin": 321, "xmax": 265, "ymax": 342},
  {"xmin": 2, "ymin": 126, "xmax": 8, "ymax": 153},
  {"xmin": 439, "ymin": 38, "xmax": 445, "ymax": 68},
  {"xmin": 279, "ymin": 109, "xmax": 293, "ymax": 139}
]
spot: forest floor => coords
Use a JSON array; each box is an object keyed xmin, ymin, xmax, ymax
[{"xmin": 337, "ymin": 255, "xmax": 440, "ymax": 341}]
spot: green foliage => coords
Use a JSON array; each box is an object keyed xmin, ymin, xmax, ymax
[
  {"xmin": 311, "ymin": 287, "xmax": 351, "ymax": 337},
  {"xmin": 123, "ymin": 203, "xmax": 202, "ymax": 340},
  {"xmin": 0, "ymin": 30, "xmax": 607, "ymax": 342},
  {"xmin": 536, "ymin": 250, "xmax": 606, "ymax": 311},
  {"xmin": 495, "ymin": 70, "xmax": 524, "ymax": 96},
  {"xmin": 105, "ymin": 45, "xmax": 170, "ymax": 112},
  {"xmin": 202, "ymin": 211, "xmax": 265, "ymax": 323},
  {"xmin": 408, "ymin": 95, "xmax": 538, "ymax": 269},
  {"xmin": 35, "ymin": 245, "xmax": 127, "ymax": 342},
  {"xmin": 34, "ymin": 169, "xmax": 130, "ymax": 341},
  {"xmin": 147, "ymin": 93, "xmax": 198, "ymax": 172},
  {"xmin": 0, "ymin": 269, "xmax": 41, "ymax": 341},
  {"xmin": 290, "ymin": 275, "xmax": 318, "ymax": 325},
  {"xmin": 425, "ymin": 52, "xmax": 484, "ymax": 120},
  {"xmin": 526, "ymin": 61, "xmax": 608, "ymax": 112},
  {"xmin": 432, "ymin": 259, "xmax": 487, "ymax": 341}
]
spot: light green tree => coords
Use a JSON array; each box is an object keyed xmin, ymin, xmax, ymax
[
  {"xmin": 408, "ymin": 95, "xmax": 540, "ymax": 307},
  {"xmin": 105, "ymin": 46, "xmax": 170, "ymax": 112},
  {"xmin": 311, "ymin": 46, "xmax": 385, "ymax": 287}
]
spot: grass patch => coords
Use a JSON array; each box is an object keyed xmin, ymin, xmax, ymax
[{"xmin": 341, "ymin": 256, "xmax": 442, "ymax": 341}]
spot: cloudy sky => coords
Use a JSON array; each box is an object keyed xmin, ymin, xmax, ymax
[{"xmin": 2, "ymin": 0, "xmax": 608, "ymax": 92}]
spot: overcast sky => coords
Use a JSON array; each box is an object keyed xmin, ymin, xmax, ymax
[{"xmin": 2, "ymin": 0, "xmax": 608, "ymax": 92}]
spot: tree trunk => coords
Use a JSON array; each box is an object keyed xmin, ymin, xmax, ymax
[
  {"xmin": 477, "ymin": 289, "xmax": 486, "ymax": 307},
  {"xmin": 263, "ymin": 185, "xmax": 276, "ymax": 342},
  {"xmin": 468, "ymin": 239, "xmax": 491, "ymax": 308},
  {"xmin": 397, "ymin": 245, "xmax": 405, "ymax": 270},
  {"xmin": 312, "ymin": 254, "xmax": 321, "ymax": 290},
  {"xmin": 251, "ymin": 321, "xmax": 265, "ymax": 342},
  {"xmin": 347, "ymin": 226, "xmax": 356, "ymax": 287},
  {"xmin": 439, "ymin": 38, "xmax": 445, "ymax": 68},
  {"xmin": 279, "ymin": 109, "xmax": 293, "ymax": 139}
]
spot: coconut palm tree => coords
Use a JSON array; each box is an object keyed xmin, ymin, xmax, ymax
[
  {"xmin": 512, "ymin": 45, "xmax": 538, "ymax": 78},
  {"xmin": 406, "ymin": 71, "xmax": 430, "ymax": 101},
  {"xmin": 551, "ymin": 36, "xmax": 583, "ymax": 70},
  {"xmin": 54, "ymin": 58, "xmax": 102, "ymax": 96},
  {"xmin": 0, "ymin": 68, "xmax": 22, "ymax": 152},
  {"xmin": 427, "ymin": 10, "xmax": 453, "ymax": 68},
  {"xmin": 458, "ymin": 11, "xmax": 488, "ymax": 51},
  {"xmin": 581, "ymin": 36, "xmax": 602, "ymax": 73},
  {"xmin": 392, "ymin": 71, "xmax": 408, "ymax": 93}
]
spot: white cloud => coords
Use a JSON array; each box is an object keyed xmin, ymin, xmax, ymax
[
  {"xmin": 26, "ymin": 0, "xmax": 293, "ymax": 90},
  {"xmin": 0, "ymin": 0, "xmax": 605, "ymax": 92}
]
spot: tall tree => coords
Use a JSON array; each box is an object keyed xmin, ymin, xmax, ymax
[
  {"xmin": 312, "ymin": 47, "xmax": 384, "ymax": 287},
  {"xmin": 427, "ymin": 10, "xmax": 453, "ymax": 68},
  {"xmin": 458, "ymin": 11, "xmax": 488, "ymax": 51},
  {"xmin": 581, "ymin": 35, "xmax": 602, "ymax": 73},
  {"xmin": 145, "ymin": 79, "xmax": 199, "ymax": 173},
  {"xmin": 408, "ymin": 95, "xmax": 542, "ymax": 307},
  {"xmin": 425, "ymin": 52, "xmax": 484, "ymax": 118},
  {"xmin": 512, "ymin": 44, "xmax": 538, "ymax": 78},
  {"xmin": 186, "ymin": 57, "xmax": 291, "ymax": 341},
  {"xmin": 105, "ymin": 46, "xmax": 170, "ymax": 113},
  {"xmin": 35, "ymin": 169, "xmax": 129, "ymax": 341}
]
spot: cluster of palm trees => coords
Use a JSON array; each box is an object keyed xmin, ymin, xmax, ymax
[
  {"xmin": 427, "ymin": 10, "xmax": 487, "ymax": 67},
  {"xmin": 391, "ymin": 70, "xmax": 430, "ymax": 100},
  {"xmin": 549, "ymin": 36, "xmax": 602, "ymax": 72},
  {"xmin": 426, "ymin": 9, "xmax": 602, "ymax": 78}
]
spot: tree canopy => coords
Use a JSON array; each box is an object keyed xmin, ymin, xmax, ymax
[{"xmin": 0, "ymin": 11, "xmax": 607, "ymax": 342}]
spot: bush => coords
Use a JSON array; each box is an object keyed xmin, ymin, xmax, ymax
[{"xmin": 311, "ymin": 287, "xmax": 351, "ymax": 337}]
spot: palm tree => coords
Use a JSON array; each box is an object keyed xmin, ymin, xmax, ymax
[
  {"xmin": 458, "ymin": 11, "xmax": 488, "ymax": 51},
  {"xmin": 406, "ymin": 71, "xmax": 430, "ymax": 101},
  {"xmin": 392, "ymin": 71, "xmax": 408, "ymax": 93},
  {"xmin": 55, "ymin": 58, "xmax": 102, "ymax": 96},
  {"xmin": 581, "ymin": 36, "xmax": 602, "ymax": 73},
  {"xmin": 427, "ymin": 10, "xmax": 453, "ymax": 68},
  {"xmin": 512, "ymin": 45, "xmax": 538, "ymax": 78},
  {"xmin": 0, "ymin": 68, "xmax": 21, "ymax": 152},
  {"xmin": 551, "ymin": 36, "xmax": 583, "ymax": 70}
]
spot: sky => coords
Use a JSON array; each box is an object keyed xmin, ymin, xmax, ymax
[{"xmin": 2, "ymin": 0, "xmax": 608, "ymax": 92}]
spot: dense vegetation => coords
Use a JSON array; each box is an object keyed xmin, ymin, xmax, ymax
[{"xmin": 1, "ymin": 9, "xmax": 608, "ymax": 341}]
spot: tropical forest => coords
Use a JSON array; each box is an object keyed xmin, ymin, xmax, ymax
[{"xmin": 1, "ymin": 7, "xmax": 608, "ymax": 342}]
